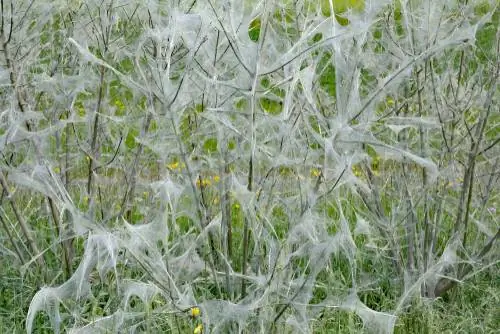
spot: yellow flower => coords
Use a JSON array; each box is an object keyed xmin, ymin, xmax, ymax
[
  {"xmin": 386, "ymin": 97, "xmax": 395, "ymax": 107},
  {"xmin": 352, "ymin": 165, "xmax": 362, "ymax": 177},
  {"xmin": 114, "ymin": 99, "xmax": 125, "ymax": 111},
  {"xmin": 193, "ymin": 323, "xmax": 203, "ymax": 334},
  {"xmin": 310, "ymin": 168, "xmax": 321, "ymax": 177},
  {"xmin": 167, "ymin": 161, "xmax": 179, "ymax": 170},
  {"xmin": 213, "ymin": 175, "xmax": 220, "ymax": 183},
  {"xmin": 196, "ymin": 178, "xmax": 211, "ymax": 187},
  {"xmin": 190, "ymin": 307, "xmax": 201, "ymax": 318}
]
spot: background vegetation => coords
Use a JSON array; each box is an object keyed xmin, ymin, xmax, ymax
[{"xmin": 0, "ymin": 0, "xmax": 498, "ymax": 333}]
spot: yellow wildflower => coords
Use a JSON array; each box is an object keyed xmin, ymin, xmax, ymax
[
  {"xmin": 310, "ymin": 168, "xmax": 321, "ymax": 177},
  {"xmin": 190, "ymin": 307, "xmax": 201, "ymax": 318},
  {"xmin": 386, "ymin": 97, "xmax": 395, "ymax": 107},
  {"xmin": 352, "ymin": 165, "xmax": 362, "ymax": 177},
  {"xmin": 167, "ymin": 161, "xmax": 179, "ymax": 170},
  {"xmin": 193, "ymin": 323, "xmax": 203, "ymax": 334},
  {"xmin": 196, "ymin": 178, "xmax": 211, "ymax": 187}
]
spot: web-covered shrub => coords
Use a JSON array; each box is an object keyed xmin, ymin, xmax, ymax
[{"xmin": 0, "ymin": 0, "xmax": 496, "ymax": 333}]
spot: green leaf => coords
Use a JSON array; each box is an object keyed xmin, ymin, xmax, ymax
[
  {"xmin": 260, "ymin": 97, "xmax": 283, "ymax": 115},
  {"xmin": 248, "ymin": 17, "xmax": 261, "ymax": 42},
  {"xmin": 235, "ymin": 98, "xmax": 248, "ymax": 110},
  {"xmin": 318, "ymin": 52, "xmax": 336, "ymax": 97},
  {"xmin": 203, "ymin": 138, "xmax": 218, "ymax": 154},
  {"xmin": 227, "ymin": 139, "xmax": 236, "ymax": 150},
  {"xmin": 320, "ymin": 0, "xmax": 365, "ymax": 25},
  {"xmin": 125, "ymin": 128, "xmax": 138, "ymax": 149}
]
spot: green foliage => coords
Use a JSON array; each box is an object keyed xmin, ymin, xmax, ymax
[
  {"xmin": 248, "ymin": 17, "xmax": 261, "ymax": 42},
  {"xmin": 74, "ymin": 94, "xmax": 87, "ymax": 117},
  {"xmin": 116, "ymin": 58, "xmax": 134, "ymax": 74},
  {"xmin": 125, "ymin": 127, "xmax": 138, "ymax": 149},
  {"xmin": 259, "ymin": 97, "xmax": 283, "ymax": 115},
  {"xmin": 1, "ymin": 1, "xmax": 498, "ymax": 333},
  {"xmin": 110, "ymin": 80, "xmax": 133, "ymax": 116},
  {"xmin": 195, "ymin": 103, "xmax": 204, "ymax": 113},
  {"xmin": 474, "ymin": 3, "xmax": 499, "ymax": 63},
  {"xmin": 203, "ymin": 137, "xmax": 218, "ymax": 154},
  {"xmin": 235, "ymin": 97, "xmax": 248, "ymax": 110},
  {"xmin": 311, "ymin": 32, "xmax": 323, "ymax": 44},
  {"xmin": 272, "ymin": 6, "xmax": 300, "ymax": 39},
  {"xmin": 392, "ymin": 1, "xmax": 406, "ymax": 37},
  {"xmin": 227, "ymin": 139, "xmax": 236, "ymax": 150},
  {"xmin": 270, "ymin": 205, "xmax": 289, "ymax": 239},
  {"xmin": 176, "ymin": 215, "xmax": 195, "ymax": 234},
  {"xmin": 318, "ymin": 52, "xmax": 336, "ymax": 97},
  {"xmin": 320, "ymin": 0, "xmax": 365, "ymax": 25}
]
